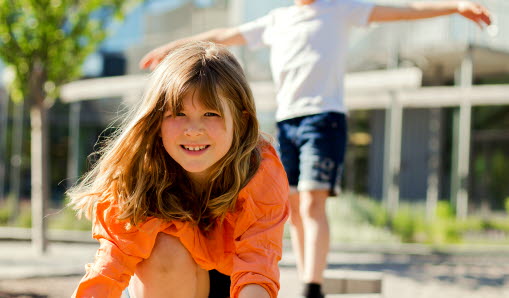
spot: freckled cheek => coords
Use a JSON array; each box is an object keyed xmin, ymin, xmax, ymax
[
  {"xmin": 160, "ymin": 123, "xmax": 180, "ymax": 145},
  {"xmin": 209, "ymin": 122, "xmax": 231, "ymax": 141}
]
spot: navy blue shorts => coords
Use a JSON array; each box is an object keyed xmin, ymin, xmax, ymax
[
  {"xmin": 208, "ymin": 270, "xmax": 231, "ymax": 298},
  {"xmin": 277, "ymin": 112, "xmax": 347, "ymax": 195}
]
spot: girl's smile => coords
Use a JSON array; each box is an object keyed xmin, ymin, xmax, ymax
[
  {"xmin": 181, "ymin": 145, "xmax": 209, "ymax": 151},
  {"xmin": 180, "ymin": 144, "xmax": 210, "ymax": 155},
  {"xmin": 161, "ymin": 91, "xmax": 234, "ymax": 184}
]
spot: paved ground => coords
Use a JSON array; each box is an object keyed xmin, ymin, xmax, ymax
[{"xmin": 0, "ymin": 240, "xmax": 508, "ymax": 298}]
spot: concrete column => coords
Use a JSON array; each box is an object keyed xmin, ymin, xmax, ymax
[
  {"xmin": 382, "ymin": 92, "xmax": 402, "ymax": 215},
  {"xmin": 451, "ymin": 47, "xmax": 473, "ymax": 219},
  {"xmin": 426, "ymin": 108, "xmax": 441, "ymax": 221}
]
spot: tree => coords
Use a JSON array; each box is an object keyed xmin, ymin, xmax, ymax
[{"xmin": 0, "ymin": 0, "xmax": 139, "ymax": 254}]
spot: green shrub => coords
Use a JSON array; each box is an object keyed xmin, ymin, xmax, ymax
[
  {"xmin": 391, "ymin": 205, "xmax": 425, "ymax": 243},
  {"xmin": 349, "ymin": 195, "xmax": 388, "ymax": 227},
  {"xmin": 15, "ymin": 204, "xmax": 32, "ymax": 228},
  {"xmin": 457, "ymin": 216, "xmax": 484, "ymax": 232},
  {"xmin": 343, "ymin": 196, "xmax": 509, "ymax": 245},
  {"xmin": 0, "ymin": 197, "xmax": 91, "ymax": 231},
  {"xmin": 436, "ymin": 201, "xmax": 454, "ymax": 219},
  {"xmin": 391, "ymin": 208, "xmax": 414, "ymax": 242},
  {"xmin": 426, "ymin": 201, "xmax": 461, "ymax": 244},
  {"xmin": 488, "ymin": 218, "xmax": 509, "ymax": 232},
  {"xmin": 0, "ymin": 204, "xmax": 10, "ymax": 225},
  {"xmin": 0, "ymin": 196, "xmax": 17, "ymax": 225},
  {"xmin": 364, "ymin": 200, "xmax": 389, "ymax": 227},
  {"xmin": 48, "ymin": 205, "xmax": 91, "ymax": 231}
]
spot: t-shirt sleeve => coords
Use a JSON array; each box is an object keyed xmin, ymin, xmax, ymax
[
  {"xmin": 229, "ymin": 145, "xmax": 290, "ymax": 298},
  {"xmin": 73, "ymin": 201, "xmax": 168, "ymax": 298},
  {"xmin": 237, "ymin": 12, "xmax": 275, "ymax": 50},
  {"xmin": 335, "ymin": 0, "xmax": 375, "ymax": 27}
]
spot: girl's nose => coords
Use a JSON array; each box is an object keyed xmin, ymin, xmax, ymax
[{"xmin": 184, "ymin": 125, "xmax": 204, "ymax": 136}]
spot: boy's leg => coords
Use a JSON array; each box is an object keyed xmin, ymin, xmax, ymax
[
  {"xmin": 128, "ymin": 233, "xmax": 210, "ymax": 298},
  {"xmin": 299, "ymin": 189, "xmax": 329, "ymax": 284},
  {"xmin": 289, "ymin": 190, "xmax": 329, "ymax": 284},
  {"xmin": 295, "ymin": 112, "xmax": 348, "ymax": 297},
  {"xmin": 277, "ymin": 118, "xmax": 305, "ymax": 278},
  {"xmin": 288, "ymin": 190, "xmax": 305, "ymax": 279},
  {"xmin": 278, "ymin": 112, "xmax": 347, "ymax": 296}
]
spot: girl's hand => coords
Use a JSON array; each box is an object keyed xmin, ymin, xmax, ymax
[{"xmin": 457, "ymin": 1, "xmax": 492, "ymax": 28}]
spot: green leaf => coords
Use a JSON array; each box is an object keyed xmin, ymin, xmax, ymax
[{"xmin": 0, "ymin": 0, "xmax": 143, "ymax": 103}]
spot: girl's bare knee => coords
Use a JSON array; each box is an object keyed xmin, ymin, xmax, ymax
[
  {"xmin": 130, "ymin": 233, "xmax": 209, "ymax": 298},
  {"xmin": 144, "ymin": 233, "xmax": 194, "ymax": 273}
]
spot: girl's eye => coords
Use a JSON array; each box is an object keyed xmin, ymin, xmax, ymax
[
  {"xmin": 204, "ymin": 112, "xmax": 220, "ymax": 117},
  {"xmin": 176, "ymin": 112, "xmax": 186, "ymax": 117}
]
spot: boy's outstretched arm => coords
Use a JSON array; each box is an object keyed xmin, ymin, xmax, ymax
[
  {"xmin": 139, "ymin": 27, "xmax": 246, "ymax": 70},
  {"xmin": 368, "ymin": 1, "xmax": 491, "ymax": 28}
]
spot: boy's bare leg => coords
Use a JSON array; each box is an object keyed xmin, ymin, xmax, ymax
[
  {"xmin": 299, "ymin": 189, "xmax": 329, "ymax": 284},
  {"xmin": 288, "ymin": 191, "xmax": 305, "ymax": 279},
  {"xmin": 129, "ymin": 233, "xmax": 210, "ymax": 298}
]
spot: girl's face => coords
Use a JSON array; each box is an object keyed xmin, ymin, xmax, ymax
[{"xmin": 161, "ymin": 91, "xmax": 234, "ymax": 185}]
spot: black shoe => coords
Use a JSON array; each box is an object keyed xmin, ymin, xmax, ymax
[{"xmin": 302, "ymin": 283, "xmax": 324, "ymax": 298}]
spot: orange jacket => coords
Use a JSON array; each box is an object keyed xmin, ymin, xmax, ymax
[{"xmin": 73, "ymin": 145, "xmax": 289, "ymax": 298}]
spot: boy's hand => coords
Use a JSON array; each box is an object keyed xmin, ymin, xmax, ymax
[
  {"xmin": 139, "ymin": 44, "xmax": 174, "ymax": 70},
  {"xmin": 457, "ymin": 1, "xmax": 492, "ymax": 28}
]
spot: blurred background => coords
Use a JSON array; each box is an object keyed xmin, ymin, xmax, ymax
[
  {"xmin": 1, "ymin": 0, "xmax": 509, "ymax": 297},
  {"xmin": 1, "ymin": 0, "xmax": 509, "ymax": 250}
]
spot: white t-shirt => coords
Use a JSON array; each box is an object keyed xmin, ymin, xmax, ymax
[{"xmin": 238, "ymin": 0, "xmax": 374, "ymax": 121}]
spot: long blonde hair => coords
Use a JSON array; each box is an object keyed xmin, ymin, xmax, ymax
[{"xmin": 67, "ymin": 42, "xmax": 261, "ymax": 232}]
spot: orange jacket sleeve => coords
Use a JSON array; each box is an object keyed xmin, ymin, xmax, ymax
[
  {"xmin": 230, "ymin": 146, "xmax": 290, "ymax": 298},
  {"xmin": 73, "ymin": 201, "xmax": 168, "ymax": 298}
]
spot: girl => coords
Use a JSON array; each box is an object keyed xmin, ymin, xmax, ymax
[{"xmin": 68, "ymin": 42, "xmax": 289, "ymax": 298}]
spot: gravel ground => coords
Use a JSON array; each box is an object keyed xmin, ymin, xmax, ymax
[
  {"xmin": 1, "ymin": 252, "xmax": 508, "ymax": 298},
  {"xmin": 0, "ymin": 276, "xmax": 79, "ymax": 298},
  {"xmin": 279, "ymin": 255, "xmax": 509, "ymax": 298}
]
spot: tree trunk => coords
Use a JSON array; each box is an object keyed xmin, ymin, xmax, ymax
[
  {"xmin": 29, "ymin": 62, "xmax": 49, "ymax": 255},
  {"xmin": 30, "ymin": 101, "xmax": 49, "ymax": 255}
]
